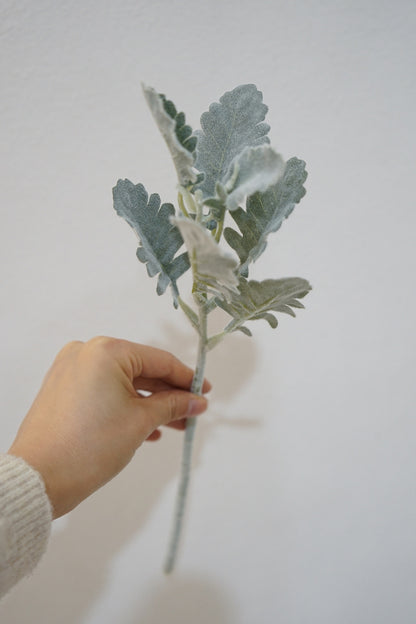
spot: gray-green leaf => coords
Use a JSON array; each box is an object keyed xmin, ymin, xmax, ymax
[
  {"xmin": 194, "ymin": 84, "xmax": 270, "ymax": 199},
  {"xmin": 224, "ymin": 145, "xmax": 286, "ymax": 211},
  {"xmin": 234, "ymin": 325, "xmax": 253, "ymax": 337},
  {"xmin": 224, "ymin": 157, "xmax": 307, "ymax": 275},
  {"xmin": 171, "ymin": 217, "xmax": 239, "ymax": 301},
  {"xmin": 216, "ymin": 277, "xmax": 311, "ymax": 331},
  {"xmin": 142, "ymin": 84, "xmax": 197, "ymax": 186},
  {"xmin": 113, "ymin": 180, "xmax": 190, "ymax": 306}
]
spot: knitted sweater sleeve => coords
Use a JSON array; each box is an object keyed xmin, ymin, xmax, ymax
[{"xmin": 0, "ymin": 454, "xmax": 52, "ymax": 598}]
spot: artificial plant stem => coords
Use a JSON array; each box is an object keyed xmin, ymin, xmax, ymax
[
  {"xmin": 164, "ymin": 300, "xmax": 207, "ymax": 574},
  {"xmin": 214, "ymin": 217, "xmax": 225, "ymax": 243},
  {"xmin": 177, "ymin": 191, "xmax": 190, "ymax": 218}
]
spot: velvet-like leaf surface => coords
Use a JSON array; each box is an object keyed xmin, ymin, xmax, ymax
[
  {"xmin": 224, "ymin": 145, "xmax": 286, "ymax": 211},
  {"xmin": 159, "ymin": 94, "xmax": 197, "ymax": 155},
  {"xmin": 142, "ymin": 84, "xmax": 197, "ymax": 186},
  {"xmin": 224, "ymin": 158, "xmax": 307, "ymax": 275},
  {"xmin": 171, "ymin": 217, "xmax": 239, "ymax": 301},
  {"xmin": 194, "ymin": 84, "xmax": 270, "ymax": 199},
  {"xmin": 113, "ymin": 180, "xmax": 190, "ymax": 306},
  {"xmin": 216, "ymin": 277, "xmax": 312, "ymax": 330}
]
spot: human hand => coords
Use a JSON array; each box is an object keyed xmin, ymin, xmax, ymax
[{"xmin": 8, "ymin": 337, "xmax": 210, "ymax": 518}]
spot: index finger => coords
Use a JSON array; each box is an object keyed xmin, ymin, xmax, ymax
[{"xmin": 118, "ymin": 340, "xmax": 212, "ymax": 392}]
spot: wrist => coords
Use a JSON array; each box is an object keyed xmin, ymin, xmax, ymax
[{"xmin": 8, "ymin": 443, "xmax": 60, "ymax": 519}]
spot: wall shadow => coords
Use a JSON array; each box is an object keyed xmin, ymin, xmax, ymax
[
  {"xmin": 127, "ymin": 574, "xmax": 236, "ymax": 624},
  {"xmin": 0, "ymin": 319, "xmax": 258, "ymax": 623}
]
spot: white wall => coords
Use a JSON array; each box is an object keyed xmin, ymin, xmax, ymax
[{"xmin": 1, "ymin": 1, "xmax": 415, "ymax": 622}]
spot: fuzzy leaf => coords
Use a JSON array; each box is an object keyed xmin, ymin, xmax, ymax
[
  {"xmin": 159, "ymin": 96, "xmax": 197, "ymax": 154},
  {"xmin": 194, "ymin": 84, "xmax": 270, "ymax": 199},
  {"xmin": 142, "ymin": 84, "xmax": 197, "ymax": 186},
  {"xmin": 113, "ymin": 180, "xmax": 190, "ymax": 306},
  {"xmin": 224, "ymin": 145, "xmax": 286, "ymax": 211},
  {"xmin": 178, "ymin": 297, "xmax": 199, "ymax": 331},
  {"xmin": 224, "ymin": 158, "xmax": 307, "ymax": 275},
  {"xmin": 234, "ymin": 325, "xmax": 253, "ymax": 337},
  {"xmin": 206, "ymin": 333, "xmax": 226, "ymax": 351},
  {"xmin": 216, "ymin": 277, "xmax": 311, "ymax": 330},
  {"xmin": 171, "ymin": 217, "xmax": 239, "ymax": 301}
]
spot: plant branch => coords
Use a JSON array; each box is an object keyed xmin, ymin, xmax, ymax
[
  {"xmin": 203, "ymin": 296, "xmax": 218, "ymax": 314},
  {"xmin": 177, "ymin": 191, "xmax": 190, "ymax": 218},
  {"xmin": 178, "ymin": 296, "xmax": 200, "ymax": 333},
  {"xmin": 214, "ymin": 217, "xmax": 225, "ymax": 242},
  {"xmin": 164, "ymin": 298, "xmax": 208, "ymax": 574}
]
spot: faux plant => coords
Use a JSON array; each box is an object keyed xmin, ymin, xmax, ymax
[{"xmin": 112, "ymin": 83, "xmax": 311, "ymax": 573}]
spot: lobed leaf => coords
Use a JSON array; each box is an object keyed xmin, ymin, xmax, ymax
[
  {"xmin": 224, "ymin": 157, "xmax": 307, "ymax": 275},
  {"xmin": 194, "ymin": 84, "xmax": 270, "ymax": 199},
  {"xmin": 159, "ymin": 95, "xmax": 197, "ymax": 155},
  {"xmin": 142, "ymin": 84, "xmax": 197, "ymax": 186},
  {"xmin": 171, "ymin": 217, "xmax": 239, "ymax": 301},
  {"xmin": 113, "ymin": 179, "xmax": 190, "ymax": 306},
  {"xmin": 216, "ymin": 277, "xmax": 312, "ymax": 331}
]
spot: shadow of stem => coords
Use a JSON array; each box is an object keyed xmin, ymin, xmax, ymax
[{"xmin": 1, "ymin": 324, "xmax": 258, "ymax": 623}]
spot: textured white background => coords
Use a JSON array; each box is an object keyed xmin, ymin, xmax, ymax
[{"xmin": 1, "ymin": 1, "xmax": 415, "ymax": 622}]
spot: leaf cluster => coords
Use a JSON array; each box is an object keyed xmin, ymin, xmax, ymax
[{"xmin": 112, "ymin": 83, "xmax": 311, "ymax": 340}]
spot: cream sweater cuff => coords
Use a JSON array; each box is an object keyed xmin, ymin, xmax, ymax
[{"xmin": 0, "ymin": 453, "xmax": 52, "ymax": 598}]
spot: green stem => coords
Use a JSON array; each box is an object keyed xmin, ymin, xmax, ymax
[
  {"xmin": 214, "ymin": 217, "xmax": 224, "ymax": 243},
  {"xmin": 177, "ymin": 191, "xmax": 190, "ymax": 218},
  {"xmin": 164, "ymin": 300, "xmax": 208, "ymax": 574}
]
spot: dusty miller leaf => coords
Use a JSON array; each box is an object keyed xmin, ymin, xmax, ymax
[
  {"xmin": 194, "ymin": 84, "xmax": 270, "ymax": 199},
  {"xmin": 113, "ymin": 180, "xmax": 190, "ymax": 306},
  {"xmin": 224, "ymin": 145, "xmax": 286, "ymax": 211},
  {"xmin": 234, "ymin": 325, "xmax": 253, "ymax": 337},
  {"xmin": 216, "ymin": 277, "xmax": 311, "ymax": 331},
  {"xmin": 171, "ymin": 217, "xmax": 239, "ymax": 301},
  {"xmin": 142, "ymin": 84, "xmax": 197, "ymax": 186},
  {"xmin": 159, "ymin": 94, "xmax": 197, "ymax": 155},
  {"xmin": 224, "ymin": 158, "xmax": 307, "ymax": 275},
  {"xmin": 178, "ymin": 297, "xmax": 199, "ymax": 331}
]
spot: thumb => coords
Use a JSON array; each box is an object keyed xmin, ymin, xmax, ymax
[{"xmin": 137, "ymin": 390, "xmax": 208, "ymax": 434}]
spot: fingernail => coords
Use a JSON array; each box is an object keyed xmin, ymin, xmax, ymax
[{"xmin": 187, "ymin": 397, "xmax": 207, "ymax": 416}]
